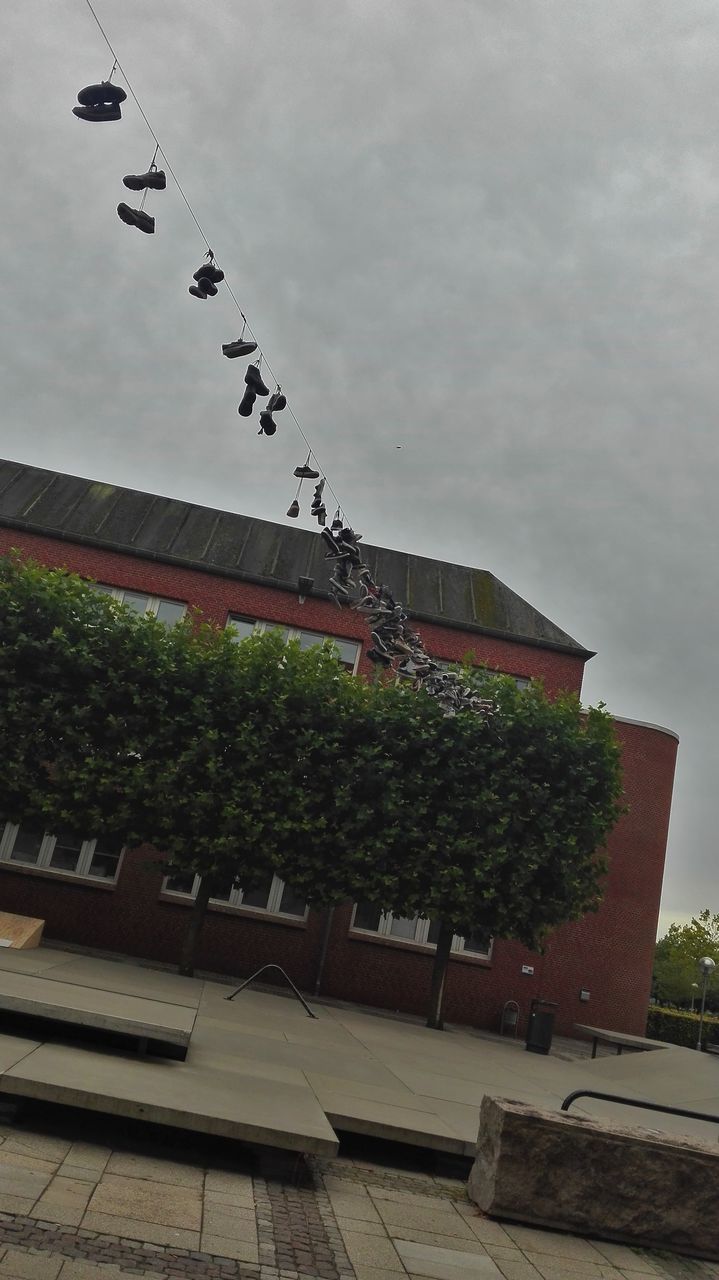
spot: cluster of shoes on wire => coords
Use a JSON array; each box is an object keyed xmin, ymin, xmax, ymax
[{"xmin": 319, "ymin": 524, "xmax": 496, "ymax": 718}]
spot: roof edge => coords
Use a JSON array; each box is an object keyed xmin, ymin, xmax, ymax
[{"xmin": 0, "ymin": 513, "xmax": 594, "ymax": 661}]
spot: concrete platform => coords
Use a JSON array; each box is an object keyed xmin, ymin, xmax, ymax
[
  {"xmin": 0, "ymin": 944, "xmax": 716, "ymax": 1158},
  {"xmin": 0, "ymin": 968, "xmax": 195, "ymax": 1058}
]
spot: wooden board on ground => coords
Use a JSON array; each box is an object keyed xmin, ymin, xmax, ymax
[{"xmin": 0, "ymin": 912, "xmax": 44, "ymax": 950}]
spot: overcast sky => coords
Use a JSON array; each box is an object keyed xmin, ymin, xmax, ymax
[{"xmin": 2, "ymin": 1, "xmax": 717, "ymax": 934}]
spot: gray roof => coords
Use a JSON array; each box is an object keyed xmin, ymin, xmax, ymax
[{"xmin": 0, "ymin": 459, "xmax": 591, "ymax": 657}]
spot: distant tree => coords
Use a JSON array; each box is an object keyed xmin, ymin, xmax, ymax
[{"xmin": 652, "ymin": 911, "xmax": 719, "ymax": 1008}]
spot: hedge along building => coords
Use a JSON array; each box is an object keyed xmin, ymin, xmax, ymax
[{"xmin": 0, "ymin": 458, "xmax": 678, "ymax": 1038}]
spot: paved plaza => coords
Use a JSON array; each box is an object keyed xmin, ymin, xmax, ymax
[
  {"xmin": 1, "ymin": 945, "xmax": 717, "ymax": 1157},
  {"xmin": 0, "ymin": 1113, "xmax": 716, "ymax": 1280},
  {"xmin": 0, "ymin": 944, "xmax": 717, "ymax": 1276}
]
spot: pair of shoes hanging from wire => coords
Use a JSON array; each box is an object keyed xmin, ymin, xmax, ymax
[
  {"xmin": 311, "ymin": 477, "xmax": 326, "ymax": 526},
  {"xmin": 189, "ymin": 252, "xmax": 224, "ymax": 299},
  {"xmin": 238, "ymin": 361, "xmax": 285, "ymax": 433},
  {"xmin": 72, "ymin": 66, "xmax": 126, "ymax": 122},
  {"xmin": 117, "ymin": 145, "xmax": 165, "ymax": 235},
  {"xmin": 286, "ymin": 457, "xmax": 320, "ymax": 518}
]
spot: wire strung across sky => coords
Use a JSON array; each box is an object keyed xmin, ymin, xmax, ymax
[
  {"xmin": 75, "ymin": 1, "xmax": 497, "ymax": 717},
  {"xmin": 81, "ymin": 0, "xmax": 347, "ymax": 528}
]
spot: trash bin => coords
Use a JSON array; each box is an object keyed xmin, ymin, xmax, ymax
[{"xmin": 525, "ymin": 997, "xmax": 558, "ymax": 1055}]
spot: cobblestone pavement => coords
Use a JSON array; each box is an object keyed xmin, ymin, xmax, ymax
[{"xmin": 0, "ymin": 1117, "xmax": 716, "ymax": 1280}]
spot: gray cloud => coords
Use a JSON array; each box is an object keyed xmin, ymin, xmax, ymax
[{"xmin": 2, "ymin": 0, "xmax": 717, "ymax": 931}]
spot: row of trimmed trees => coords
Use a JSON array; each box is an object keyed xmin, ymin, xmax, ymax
[{"xmin": 0, "ymin": 555, "xmax": 624, "ymax": 1028}]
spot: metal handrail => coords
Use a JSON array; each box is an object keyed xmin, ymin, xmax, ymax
[
  {"xmin": 225, "ymin": 964, "xmax": 317, "ymax": 1018},
  {"xmin": 561, "ymin": 1089, "xmax": 719, "ymax": 1126}
]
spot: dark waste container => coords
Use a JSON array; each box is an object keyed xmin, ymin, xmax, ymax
[{"xmin": 525, "ymin": 997, "xmax": 558, "ymax": 1055}]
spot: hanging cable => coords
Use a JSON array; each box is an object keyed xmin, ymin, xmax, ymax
[{"xmin": 81, "ymin": 0, "xmax": 345, "ymax": 523}]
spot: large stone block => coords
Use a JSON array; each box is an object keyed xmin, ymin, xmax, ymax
[{"xmin": 468, "ymin": 1095, "xmax": 719, "ymax": 1261}]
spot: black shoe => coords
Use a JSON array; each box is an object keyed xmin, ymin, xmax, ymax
[
  {"xmin": 116, "ymin": 203, "xmax": 155, "ymax": 234},
  {"xmin": 245, "ymin": 365, "xmax": 270, "ymax": 397},
  {"xmin": 193, "ymin": 262, "xmax": 224, "ymax": 285},
  {"xmin": 198, "ymin": 278, "xmax": 218, "ymax": 297},
  {"xmin": 267, "ymin": 391, "xmax": 286, "ymax": 413},
  {"xmin": 313, "ymin": 505, "xmax": 327, "ymax": 526},
  {"xmin": 238, "ymin": 388, "xmax": 256, "ymax": 416},
  {"xmin": 123, "ymin": 168, "xmax": 166, "ymax": 191},
  {"xmin": 321, "ymin": 529, "xmax": 340, "ymax": 556},
  {"xmin": 367, "ymin": 647, "xmax": 393, "ymax": 667},
  {"xmin": 294, "ymin": 464, "xmax": 320, "ymax": 480},
  {"xmin": 329, "ymin": 573, "xmax": 350, "ymax": 595},
  {"xmin": 331, "ymin": 513, "xmax": 344, "ymax": 533},
  {"xmin": 259, "ymin": 411, "xmax": 276, "ymax": 435},
  {"xmin": 222, "ymin": 338, "xmax": 258, "ymax": 359},
  {"xmin": 370, "ymin": 631, "xmax": 391, "ymax": 656},
  {"xmin": 189, "ymin": 283, "xmax": 207, "ymax": 299},
  {"xmin": 77, "ymin": 81, "xmax": 127, "ymax": 107},
  {"xmin": 73, "ymin": 103, "xmax": 122, "ymax": 122},
  {"xmin": 287, "ymin": 500, "xmax": 300, "ymax": 519}
]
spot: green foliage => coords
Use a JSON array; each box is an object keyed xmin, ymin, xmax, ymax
[
  {"xmin": 652, "ymin": 911, "xmax": 719, "ymax": 1006},
  {"xmin": 0, "ymin": 555, "xmax": 624, "ymax": 995},
  {"xmin": 360, "ymin": 670, "xmax": 624, "ymax": 953},
  {"xmin": 646, "ymin": 1004, "xmax": 719, "ymax": 1049}
]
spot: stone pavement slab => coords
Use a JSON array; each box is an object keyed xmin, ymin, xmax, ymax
[
  {"xmin": 395, "ymin": 1237, "xmax": 502, "ymax": 1278},
  {"xmin": 1, "ymin": 1041, "xmax": 339, "ymax": 1155},
  {"xmin": 0, "ymin": 969, "xmax": 195, "ymax": 1050}
]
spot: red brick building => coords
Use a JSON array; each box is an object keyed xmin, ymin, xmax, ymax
[{"xmin": 0, "ymin": 459, "xmax": 677, "ymax": 1037}]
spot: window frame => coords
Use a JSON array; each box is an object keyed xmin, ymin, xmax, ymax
[
  {"xmin": 0, "ymin": 822, "xmax": 124, "ymax": 884},
  {"xmin": 160, "ymin": 871, "xmax": 309, "ymax": 922},
  {"xmin": 88, "ymin": 583, "xmax": 187, "ymax": 625},
  {"xmin": 350, "ymin": 903, "xmax": 493, "ymax": 959},
  {"xmin": 226, "ymin": 615, "xmax": 361, "ymax": 674}
]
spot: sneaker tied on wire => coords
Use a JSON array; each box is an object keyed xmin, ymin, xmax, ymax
[
  {"xmin": 258, "ymin": 389, "xmax": 286, "ymax": 435},
  {"xmin": 123, "ymin": 166, "xmax": 166, "ymax": 191},
  {"xmin": 73, "ymin": 81, "xmax": 127, "ymax": 122},
  {"xmin": 116, "ymin": 203, "xmax": 155, "ymax": 234},
  {"xmin": 189, "ymin": 259, "xmax": 224, "ymax": 299},
  {"xmin": 239, "ymin": 365, "xmax": 272, "ymax": 418}
]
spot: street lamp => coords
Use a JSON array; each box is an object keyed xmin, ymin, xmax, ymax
[{"xmin": 696, "ymin": 957, "xmax": 716, "ymax": 1051}]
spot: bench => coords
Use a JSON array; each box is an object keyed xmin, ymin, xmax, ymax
[
  {"xmin": 574, "ymin": 1022, "xmax": 667, "ymax": 1059},
  {"xmin": 468, "ymin": 1095, "xmax": 719, "ymax": 1261}
]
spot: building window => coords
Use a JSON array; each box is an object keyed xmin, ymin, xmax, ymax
[
  {"xmin": 226, "ymin": 616, "xmax": 360, "ymax": 674},
  {"xmin": 88, "ymin": 583, "xmax": 186, "ymax": 626},
  {"xmin": 351, "ymin": 903, "xmax": 492, "ymax": 957},
  {"xmin": 0, "ymin": 823, "xmax": 123, "ymax": 882},
  {"xmin": 161, "ymin": 871, "xmax": 308, "ymax": 920}
]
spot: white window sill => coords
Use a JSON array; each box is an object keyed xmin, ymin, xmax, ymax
[
  {"xmin": 348, "ymin": 928, "xmax": 492, "ymax": 966},
  {"xmin": 158, "ymin": 891, "xmax": 308, "ymax": 928},
  {"xmin": 0, "ymin": 861, "xmax": 118, "ymax": 890}
]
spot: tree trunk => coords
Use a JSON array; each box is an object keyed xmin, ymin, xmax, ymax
[
  {"xmin": 426, "ymin": 919, "xmax": 454, "ymax": 1030},
  {"xmin": 314, "ymin": 905, "xmax": 335, "ymax": 996},
  {"xmin": 179, "ymin": 874, "xmax": 214, "ymax": 977}
]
